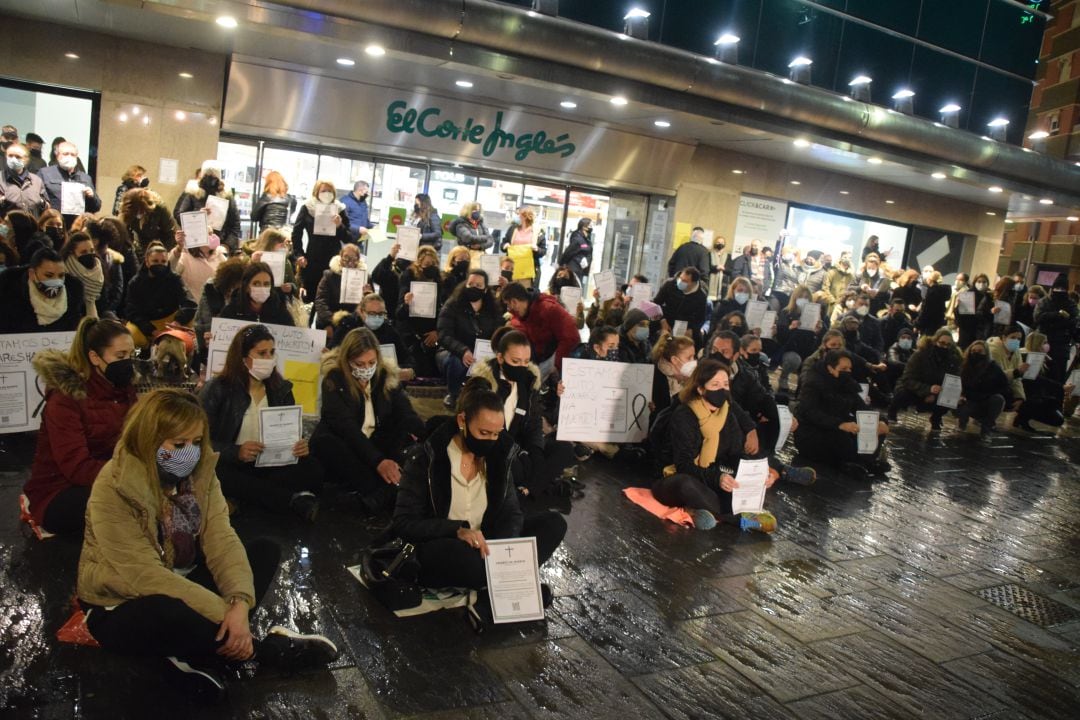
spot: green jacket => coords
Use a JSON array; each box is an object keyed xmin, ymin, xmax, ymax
[{"xmin": 899, "ymin": 344, "xmax": 962, "ymax": 397}]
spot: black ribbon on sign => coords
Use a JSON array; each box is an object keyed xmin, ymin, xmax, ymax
[
  {"xmin": 629, "ymin": 393, "xmax": 648, "ymax": 433},
  {"xmin": 32, "ymin": 375, "xmax": 46, "ymax": 419}
]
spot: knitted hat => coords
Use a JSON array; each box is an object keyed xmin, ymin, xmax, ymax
[{"xmin": 621, "ymin": 308, "xmax": 648, "ymax": 331}]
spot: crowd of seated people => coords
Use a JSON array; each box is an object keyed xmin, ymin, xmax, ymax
[{"xmin": 3, "ymin": 134, "xmax": 1079, "ymax": 702}]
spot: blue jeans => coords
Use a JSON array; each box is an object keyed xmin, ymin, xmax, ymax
[{"xmin": 442, "ymin": 352, "xmax": 469, "ymax": 400}]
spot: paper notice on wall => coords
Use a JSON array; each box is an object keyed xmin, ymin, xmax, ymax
[
  {"xmin": 159, "ymin": 158, "xmax": 179, "ymax": 185},
  {"xmin": 0, "ymin": 332, "xmax": 78, "ymax": 434},
  {"xmin": 206, "ymin": 319, "xmax": 325, "ymax": 414},
  {"xmin": 557, "ymin": 358, "xmax": 653, "ymax": 443}
]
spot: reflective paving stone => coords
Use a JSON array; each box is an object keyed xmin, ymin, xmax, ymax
[
  {"xmin": 941, "ymin": 650, "xmax": 1080, "ymax": 718},
  {"xmin": 631, "ymin": 660, "xmax": 792, "ymax": 720},
  {"xmin": 785, "ymin": 686, "xmax": 914, "ymax": 720}
]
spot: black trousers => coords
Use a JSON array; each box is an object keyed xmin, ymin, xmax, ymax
[
  {"xmin": 83, "ymin": 538, "xmax": 280, "ymax": 662},
  {"xmin": 889, "ymin": 387, "xmax": 949, "ymax": 422},
  {"xmin": 42, "ymin": 485, "xmax": 92, "ymax": 536},
  {"xmin": 215, "ymin": 456, "xmax": 324, "ymax": 514},
  {"xmin": 794, "ymin": 427, "xmax": 884, "ymax": 465},
  {"xmin": 652, "ymin": 473, "xmax": 732, "ymax": 520},
  {"xmin": 521, "ymin": 437, "xmax": 578, "ymax": 495},
  {"xmin": 753, "ymin": 401, "xmax": 782, "ymax": 456},
  {"xmin": 415, "ymin": 512, "xmax": 567, "ymax": 590},
  {"xmin": 309, "ymin": 433, "xmax": 386, "ymax": 496},
  {"xmin": 957, "ymin": 395, "xmax": 1006, "ymax": 431}
]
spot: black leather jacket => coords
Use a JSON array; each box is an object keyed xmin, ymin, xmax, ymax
[{"xmin": 199, "ymin": 375, "xmax": 296, "ymax": 465}]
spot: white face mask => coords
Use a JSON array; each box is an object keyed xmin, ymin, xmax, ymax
[
  {"xmin": 319, "ymin": 191, "xmax": 335, "ymax": 204},
  {"xmin": 250, "ymin": 286, "xmax": 271, "ymax": 304},
  {"xmin": 58, "ymin": 155, "xmax": 77, "ymax": 170},
  {"xmin": 678, "ymin": 358, "xmax": 698, "ymax": 379},
  {"xmin": 248, "ymin": 357, "xmax": 275, "ymax": 381}
]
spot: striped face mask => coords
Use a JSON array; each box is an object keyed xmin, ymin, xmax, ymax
[{"xmin": 157, "ymin": 443, "xmax": 201, "ymax": 479}]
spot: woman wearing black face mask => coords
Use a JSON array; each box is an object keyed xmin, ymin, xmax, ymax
[
  {"xmin": 397, "ymin": 246, "xmax": 445, "ymax": 377},
  {"xmin": 450, "ymin": 202, "xmax": 494, "ymax": 257},
  {"xmin": 394, "ymin": 377, "xmax": 567, "ymax": 601},
  {"xmin": 956, "ymin": 340, "xmax": 1011, "ymax": 442},
  {"xmin": 409, "ymin": 192, "xmax": 443, "ymax": 251},
  {"xmin": 794, "ymin": 349, "xmax": 890, "ymax": 478},
  {"xmin": 956, "ymin": 272, "xmax": 993, "ymax": 349},
  {"xmin": 548, "ymin": 266, "xmax": 586, "ymax": 329},
  {"xmin": 112, "ymin": 164, "xmax": 149, "ymax": 216},
  {"xmin": 653, "ymin": 358, "xmax": 780, "ymax": 533},
  {"xmin": 21, "ymin": 318, "xmax": 137, "ymax": 538},
  {"xmin": 61, "ymin": 232, "xmax": 105, "ymax": 319},
  {"xmin": 123, "ymin": 242, "xmax": 197, "ymax": 350},
  {"xmin": 173, "ymin": 162, "xmax": 241, "ymax": 252},
  {"xmin": 441, "ymin": 246, "xmax": 473, "ymax": 298},
  {"xmin": 436, "ymin": 269, "xmax": 503, "ymax": 407}
]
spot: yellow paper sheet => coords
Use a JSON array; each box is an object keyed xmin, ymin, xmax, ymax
[
  {"xmin": 507, "ymin": 243, "xmax": 536, "ymax": 280},
  {"xmin": 672, "ymin": 221, "xmax": 693, "ymax": 249},
  {"xmin": 283, "ymin": 360, "xmax": 321, "ymax": 415}
]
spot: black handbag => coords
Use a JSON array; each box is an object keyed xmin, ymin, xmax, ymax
[{"xmin": 357, "ymin": 539, "xmax": 423, "ymax": 612}]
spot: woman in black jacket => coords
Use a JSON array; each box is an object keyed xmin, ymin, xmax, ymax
[
  {"xmin": 313, "ymin": 243, "xmax": 367, "ymax": 329},
  {"xmin": 123, "ymin": 242, "xmax": 196, "ymax": 349},
  {"xmin": 397, "ymin": 246, "xmax": 444, "ymax": 377},
  {"xmin": 775, "ymin": 285, "xmax": 826, "ymax": 393},
  {"xmin": 652, "ymin": 358, "xmax": 778, "ymax": 533},
  {"xmin": 794, "ymin": 350, "xmax": 889, "ymax": 477},
  {"xmin": 957, "ymin": 340, "xmax": 1011, "ymax": 440},
  {"xmin": 915, "ymin": 270, "xmax": 951, "ymax": 336},
  {"xmin": 291, "ymin": 181, "xmax": 351, "ymax": 295},
  {"xmin": 309, "ymin": 327, "xmax": 424, "ymax": 513},
  {"xmin": 199, "ymin": 324, "xmax": 323, "ymax": 520},
  {"xmin": 956, "ymin": 273, "xmax": 993, "ymax": 349},
  {"xmin": 436, "ymin": 268, "xmax": 504, "ymax": 405},
  {"xmin": 392, "ymin": 377, "xmax": 566, "ymax": 594},
  {"xmin": 250, "ymin": 171, "xmax": 294, "ymax": 234},
  {"xmin": 0, "ymin": 247, "xmax": 86, "ymax": 333},
  {"xmin": 409, "ymin": 192, "xmax": 443, "ymax": 251},
  {"xmin": 558, "ymin": 218, "xmax": 594, "ymax": 286},
  {"xmin": 220, "ymin": 261, "xmax": 295, "ymax": 327},
  {"xmin": 888, "ymin": 328, "xmax": 962, "ymax": 430},
  {"xmin": 173, "ymin": 166, "xmax": 241, "ymax": 251}
]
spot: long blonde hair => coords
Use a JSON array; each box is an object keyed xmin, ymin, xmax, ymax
[
  {"xmin": 327, "ymin": 327, "xmax": 386, "ymax": 402},
  {"xmin": 444, "ymin": 246, "xmax": 471, "ymax": 271}
]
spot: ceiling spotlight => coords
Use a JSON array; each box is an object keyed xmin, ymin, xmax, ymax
[
  {"xmin": 988, "ymin": 186, "xmax": 1004, "ymax": 193},
  {"xmin": 848, "ymin": 75, "xmax": 872, "ymax": 102},
  {"xmin": 939, "ymin": 102, "xmax": 961, "ymax": 128},
  {"xmin": 1028, "ymin": 130, "xmax": 1049, "ymax": 140},
  {"xmin": 1040, "ymin": 198, "xmax": 1054, "ymax": 205},
  {"xmin": 892, "ymin": 89, "xmax": 914, "ymax": 114},
  {"xmin": 788, "ymin": 56, "xmax": 812, "ymax": 84},
  {"xmin": 986, "ymin": 211, "xmax": 997, "ymax": 216},
  {"xmin": 142, "ymin": 115, "xmax": 150, "ymax": 126},
  {"xmin": 731, "ymin": 169, "xmax": 745, "ymax": 174},
  {"xmin": 867, "ymin": 157, "xmax": 883, "ymax": 165},
  {"xmin": 653, "ymin": 120, "xmax": 671, "ymax": 128},
  {"xmin": 885, "ymin": 200, "xmax": 895, "ymax": 204},
  {"xmin": 131, "ymin": 106, "xmax": 141, "ymax": 116},
  {"xmin": 174, "ymin": 111, "xmax": 186, "ymax": 121},
  {"xmin": 178, "ymin": 72, "xmax": 194, "ymax": 79},
  {"xmin": 610, "ymin": 96, "xmax": 628, "ymax": 106},
  {"xmin": 793, "ymin": 138, "xmax": 811, "ymax": 148},
  {"xmin": 118, "ymin": 112, "xmax": 128, "ymax": 123},
  {"xmin": 208, "ymin": 116, "xmax": 218, "ymax": 125},
  {"xmin": 987, "ymin": 117, "xmax": 1010, "ymax": 127},
  {"xmin": 64, "ymin": 52, "xmax": 80, "ymax": 59},
  {"xmin": 790, "ymin": 180, "xmax": 801, "ymax": 185},
  {"xmin": 364, "ymin": 45, "xmax": 386, "ymax": 57},
  {"xmin": 336, "ymin": 58, "xmax": 356, "ymax": 67},
  {"xmin": 1068, "ymin": 216, "xmax": 1079, "ymax": 222},
  {"xmin": 456, "ymin": 80, "xmax": 474, "ymax": 88},
  {"xmin": 215, "ymin": 16, "xmax": 238, "ymax": 29},
  {"xmin": 839, "ymin": 190, "xmax": 850, "ymax": 195},
  {"xmin": 714, "ymin": 32, "xmax": 740, "ymax": 63},
  {"xmin": 623, "ymin": 7, "xmax": 651, "ymax": 40},
  {"xmin": 560, "ymin": 101, "xmax": 577, "ymax": 109},
  {"xmin": 931, "ymin": 172, "xmax": 947, "ymax": 180},
  {"xmin": 987, "ymin": 117, "xmax": 1009, "ymax": 141}
]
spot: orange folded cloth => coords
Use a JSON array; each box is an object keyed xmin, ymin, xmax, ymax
[
  {"xmin": 623, "ymin": 487, "xmax": 694, "ymax": 528},
  {"xmin": 56, "ymin": 603, "xmax": 100, "ymax": 647}
]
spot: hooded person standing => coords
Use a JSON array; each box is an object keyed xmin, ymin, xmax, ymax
[{"xmin": 37, "ymin": 142, "xmax": 101, "ymax": 228}]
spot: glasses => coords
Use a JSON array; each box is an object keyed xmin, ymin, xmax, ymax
[{"xmin": 365, "ymin": 311, "xmax": 386, "ymax": 319}]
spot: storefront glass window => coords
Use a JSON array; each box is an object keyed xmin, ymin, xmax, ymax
[
  {"xmin": 476, "ymin": 177, "xmax": 524, "ymax": 244},
  {"xmin": 565, "ymin": 189, "xmax": 610, "ymax": 292},
  {"xmin": 318, "ymin": 155, "xmax": 375, "ymax": 205},
  {"xmin": 261, "ymin": 146, "xmax": 319, "ymax": 225},
  {"xmin": 216, "ymin": 141, "xmax": 259, "ymax": 225},
  {"xmin": 523, "ymin": 183, "xmax": 567, "ymax": 289}
]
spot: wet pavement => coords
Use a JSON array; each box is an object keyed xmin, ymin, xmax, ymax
[{"xmin": 3, "ymin": 399, "xmax": 1080, "ymax": 719}]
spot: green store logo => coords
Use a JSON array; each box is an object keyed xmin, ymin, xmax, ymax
[{"xmin": 386, "ymin": 101, "xmax": 576, "ymax": 162}]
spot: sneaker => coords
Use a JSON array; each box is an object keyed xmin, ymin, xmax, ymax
[
  {"xmin": 979, "ymin": 432, "xmax": 994, "ymax": 445},
  {"xmin": 782, "ymin": 466, "xmax": 817, "ymax": 486},
  {"xmin": 572, "ymin": 444, "xmax": 594, "ymax": 462},
  {"xmin": 1013, "ymin": 417, "xmax": 1036, "ymax": 432},
  {"xmin": 163, "ymin": 656, "xmax": 227, "ymax": 704},
  {"xmin": 443, "ymin": 393, "xmax": 454, "ymax": 409},
  {"xmin": 738, "ymin": 511, "xmax": 777, "ymax": 534},
  {"xmin": 259, "ymin": 627, "xmax": 339, "ymax": 668},
  {"xmin": 691, "ymin": 508, "xmax": 717, "ymax": 530},
  {"xmin": 289, "ymin": 492, "xmax": 319, "ymax": 524}
]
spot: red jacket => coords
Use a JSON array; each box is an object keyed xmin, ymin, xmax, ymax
[
  {"xmin": 510, "ymin": 292, "xmax": 581, "ymax": 371},
  {"xmin": 23, "ymin": 351, "xmax": 136, "ymax": 525}
]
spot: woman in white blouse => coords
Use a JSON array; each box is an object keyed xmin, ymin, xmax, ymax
[{"xmin": 392, "ymin": 377, "xmax": 566, "ymax": 598}]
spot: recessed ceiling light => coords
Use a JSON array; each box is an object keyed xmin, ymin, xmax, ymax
[
  {"xmin": 892, "ymin": 89, "xmax": 915, "ymax": 99},
  {"xmin": 731, "ymin": 169, "xmax": 745, "ymax": 174},
  {"xmin": 365, "ymin": 45, "xmax": 386, "ymax": 57},
  {"xmin": 174, "ymin": 111, "xmax": 186, "ymax": 121},
  {"xmin": 215, "ymin": 16, "xmax": 238, "ymax": 29},
  {"xmin": 1028, "ymin": 130, "xmax": 1049, "ymax": 140},
  {"xmin": 939, "ymin": 103, "xmax": 961, "ymax": 113},
  {"xmin": 885, "ymin": 200, "xmax": 895, "ymax": 204},
  {"xmin": 931, "ymin": 172, "xmax": 947, "ymax": 180},
  {"xmin": 1040, "ymin": 198, "xmax": 1054, "ymax": 204},
  {"xmin": 117, "ymin": 112, "xmax": 128, "ymax": 123},
  {"xmin": 867, "ymin": 157, "xmax": 883, "ymax": 164},
  {"xmin": 336, "ymin": 58, "xmax": 356, "ymax": 67},
  {"xmin": 790, "ymin": 180, "xmax": 801, "ymax": 185},
  {"xmin": 839, "ymin": 190, "xmax": 850, "ymax": 195},
  {"xmin": 142, "ymin": 115, "xmax": 150, "ymax": 126},
  {"xmin": 987, "ymin": 117, "xmax": 1010, "ymax": 128},
  {"xmin": 793, "ymin": 138, "xmax": 811, "ymax": 148},
  {"xmin": 208, "ymin": 116, "xmax": 218, "ymax": 125},
  {"xmin": 988, "ymin": 186, "xmax": 1003, "ymax": 193},
  {"xmin": 131, "ymin": 106, "xmax": 141, "ymax": 116},
  {"xmin": 715, "ymin": 33, "xmax": 741, "ymax": 45},
  {"xmin": 178, "ymin": 72, "xmax": 194, "ymax": 79},
  {"xmin": 654, "ymin": 120, "xmax": 671, "ymax": 128},
  {"xmin": 455, "ymin": 80, "xmax": 474, "ymax": 88},
  {"xmin": 986, "ymin": 211, "xmax": 997, "ymax": 216},
  {"xmin": 64, "ymin": 52, "xmax": 79, "ymax": 59},
  {"xmin": 560, "ymin": 101, "xmax": 577, "ymax": 109},
  {"xmin": 1005, "ymin": 219, "xmax": 1014, "ymax": 224},
  {"xmin": 610, "ymin": 96, "xmax": 628, "ymax": 106},
  {"xmin": 1068, "ymin": 216, "xmax": 1079, "ymax": 221}
]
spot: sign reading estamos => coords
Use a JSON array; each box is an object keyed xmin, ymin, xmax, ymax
[{"xmin": 385, "ymin": 101, "xmax": 576, "ymax": 162}]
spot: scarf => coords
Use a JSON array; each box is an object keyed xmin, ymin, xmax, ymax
[
  {"xmin": 27, "ymin": 277, "xmax": 68, "ymax": 327},
  {"xmin": 64, "ymin": 256, "xmax": 104, "ymax": 318},
  {"xmin": 688, "ymin": 396, "xmax": 729, "ymax": 469},
  {"xmin": 160, "ymin": 476, "xmax": 202, "ymax": 569}
]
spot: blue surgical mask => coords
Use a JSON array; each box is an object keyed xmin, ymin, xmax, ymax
[
  {"xmin": 898, "ymin": 338, "xmax": 912, "ymax": 350},
  {"xmin": 157, "ymin": 443, "xmax": 201, "ymax": 479},
  {"xmin": 676, "ymin": 278, "xmax": 689, "ymax": 292},
  {"xmin": 1005, "ymin": 338, "xmax": 1020, "ymax": 353},
  {"xmin": 734, "ymin": 291, "xmax": 749, "ymax": 305},
  {"xmin": 632, "ymin": 326, "xmax": 649, "ymax": 342},
  {"xmin": 364, "ymin": 314, "xmax": 385, "ymax": 331}
]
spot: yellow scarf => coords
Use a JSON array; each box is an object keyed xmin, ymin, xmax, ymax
[{"xmin": 688, "ymin": 396, "xmax": 729, "ymax": 468}]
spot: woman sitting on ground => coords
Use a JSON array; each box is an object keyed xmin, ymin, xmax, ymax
[
  {"xmin": 887, "ymin": 327, "xmax": 961, "ymax": 432},
  {"xmin": 436, "ymin": 267, "xmax": 503, "ymax": 408},
  {"xmin": 775, "ymin": 284, "xmax": 826, "ymax": 393},
  {"xmin": 794, "ymin": 349, "xmax": 890, "ymax": 478},
  {"xmin": 199, "ymin": 324, "xmax": 322, "ymax": 521},
  {"xmin": 313, "ymin": 242, "xmax": 367, "ymax": 329},
  {"xmin": 309, "ymin": 328, "xmax": 424, "ymax": 515},
  {"xmin": 956, "ymin": 340, "xmax": 1011, "ymax": 442},
  {"xmin": 393, "ymin": 377, "xmax": 567, "ymax": 599},
  {"xmin": 77, "ymin": 388, "xmax": 337, "ymax": 704},
  {"xmin": 219, "ymin": 261, "xmax": 294, "ymax": 326},
  {"xmin": 653, "ymin": 358, "xmax": 778, "ymax": 532},
  {"xmin": 21, "ymin": 318, "xmax": 137, "ymax": 537},
  {"xmin": 652, "ymin": 333, "xmax": 697, "ymax": 415}
]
